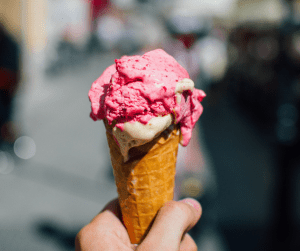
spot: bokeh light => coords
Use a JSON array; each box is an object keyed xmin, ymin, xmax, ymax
[{"xmin": 14, "ymin": 136, "xmax": 37, "ymax": 159}]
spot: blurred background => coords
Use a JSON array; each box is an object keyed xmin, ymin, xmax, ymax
[{"xmin": 1, "ymin": 0, "xmax": 300, "ymax": 250}]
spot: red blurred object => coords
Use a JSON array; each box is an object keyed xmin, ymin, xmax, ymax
[
  {"xmin": 0, "ymin": 68, "xmax": 18, "ymax": 95},
  {"xmin": 91, "ymin": 0, "xmax": 110, "ymax": 21},
  {"xmin": 177, "ymin": 34, "xmax": 197, "ymax": 49}
]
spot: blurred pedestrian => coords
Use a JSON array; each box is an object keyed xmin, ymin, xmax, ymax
[{"xmin": 0, "ymin": 24, "xmax": 20, "ymax": 145}]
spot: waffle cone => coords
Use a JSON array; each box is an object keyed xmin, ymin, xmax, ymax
[{"xmin": 105, "ymin": 121, "xmax": 180, "ymax": 244}]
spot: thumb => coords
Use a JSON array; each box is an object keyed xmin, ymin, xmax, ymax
[
  {"xmin": 179, "ymin": 198, "xmax": 202, "ymax": 232},
  {"xmin": 137, "ymin": 198, "xmax": 202, "ymax": 251}
]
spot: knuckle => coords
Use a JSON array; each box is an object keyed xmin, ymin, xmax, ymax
[
  {"xmin": 75, "ymin": 228, "xmax": 86, "ymax": 249},
  {"xmin": 190, "ymin": 239, "xmax": 198, "ymax": 251},
  {"xmin": 186, "ymin": 234, "xmax": 198, "ymax": 251},
  {"xmin": 180, "ymin": 234, "xmax": 198, "ymax": 251},
  {"xmin": 76, "ymin": 225, "xmax": 88, "ymax": 241}
]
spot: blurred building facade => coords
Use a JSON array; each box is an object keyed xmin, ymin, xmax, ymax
[{"xmin": 0, "ymin": 0, "xmax": 22, "ymax": 41}]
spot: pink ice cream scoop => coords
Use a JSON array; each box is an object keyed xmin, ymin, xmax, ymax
[{"xmin": 89, "ymin": 49, "xmax": 205, "ymax": 147}]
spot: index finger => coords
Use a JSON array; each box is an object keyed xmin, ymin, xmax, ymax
[{"xmin": 137, "ymin": 198, "xmax": 202, "ymax": 250}]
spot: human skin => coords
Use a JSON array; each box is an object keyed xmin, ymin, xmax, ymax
[{"xmin": 75, "ymin": 198, "xmax": 202, "ymax": 251}]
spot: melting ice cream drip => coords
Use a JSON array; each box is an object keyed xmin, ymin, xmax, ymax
[
  {"xmin": 113, "ymin": 114, "xmax": 172, "ymax": 162},
  {"xmin": 112, "ymin": 78, "xmax": 195, "ymax": 162},
  {"xmin": 175, "ymin": 78, "xmax": 194, "ymax": 104}
]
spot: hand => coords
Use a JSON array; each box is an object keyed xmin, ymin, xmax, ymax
[{"xmin": 75, "ymin": 198, "xmax": 202, "ymax": 251}]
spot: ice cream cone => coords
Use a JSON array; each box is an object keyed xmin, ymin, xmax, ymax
[
  {"xmin": 89, "ymin": 49, "xmax": 205, "ymax": 243},
  {"xmin": 105, "ymin": 120, "xmax": 180, "ymax": 244}
]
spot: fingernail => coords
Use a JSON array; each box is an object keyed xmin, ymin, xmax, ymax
[{"xmin": 179, "ymin": 198, "xmax": 201, "ymax": 213}]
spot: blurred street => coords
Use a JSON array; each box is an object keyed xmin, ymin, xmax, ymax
[
  {"xmin": 0, "ymin": 53, "xmax": 119, "ymax": 251},
  {"xmin": 2, "ymin": 0, "xmax": 300, "ymax": 250}
]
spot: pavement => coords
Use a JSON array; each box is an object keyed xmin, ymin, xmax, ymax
[{"xmin": 0, "ymin": 52, "xmax": 228, "ymax": 251}]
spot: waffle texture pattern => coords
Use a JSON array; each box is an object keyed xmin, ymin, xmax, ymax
[{"xmin": 105, "ymin": 123, "xmax": 180, "ymax": 244}]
